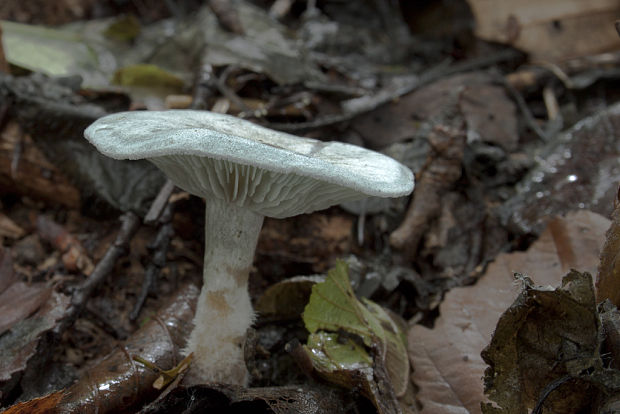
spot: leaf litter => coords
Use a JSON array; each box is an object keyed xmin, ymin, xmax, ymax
[
  {"xmin": 409, "ymin": 210, "xmax": 610, "ymax": 413},
  {"xmin": 2, "ymin": 0, "xmax": 620, "ymax": 412}
]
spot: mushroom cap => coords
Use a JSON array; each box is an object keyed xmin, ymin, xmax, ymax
[{"xmin": 84, "ymin": 110, "xmax": 414, "ymax": 218}]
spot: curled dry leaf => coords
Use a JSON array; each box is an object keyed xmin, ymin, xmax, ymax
[
  {"xmin": 481, "ymin": 270, "xmax": 616, "ymax": 413},
  {"xmin": 390, "ymin": 124, "xmax": 465, "ymax": 256},
  {"xmin": 408, "ymin": 210, "xmax": 610, "ymax": 414}
]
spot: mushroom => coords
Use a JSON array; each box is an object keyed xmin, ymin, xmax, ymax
[{"xmin": 84, "ymin": 110, "xmax": 414, "ymax": 385}]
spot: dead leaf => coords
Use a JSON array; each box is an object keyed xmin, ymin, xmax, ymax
[
  {"xmin": 0, "ymin": 246, "xmax": 16, "ymax": 294},
  {"xmin": 255, "ymin": 275, "xmax": 324, "ymax": 319},
  {"xmin": 257, "ymin": 212, "xmax": 353, "ymax": 274},
  {"xmin": 0, "ymin": 121, "xmax": 81, "ymax": 209},
  {"xmin": 0, "ymin": 282, "xmax": 52, "ymax": 335},
  {"xmin": 1, "ymin": 390, "xmax": 65, "ymax": 414},
  {"xmin": 596, "ymin": 191, "xmax": 620, "ymax": 306},
  {"xmin": 0, "ymin": 289, "xmax": 69, "ymax": 399},
  {"xmin": 481, "ymin": 271, "xmax": 610, "ymax": 413},
  {"xmin": 1, "ymin": 283, "xmax": 199, "ymax": 414},
  {"xmin": 499, "ymin": 102, "xmax": 620, "ymax": 235},
  {"xmin": 466, "ymin": 0, "xmax": 620, "ymax": 61},
  {"xmin": 408, "ymin": 210, "xmax": 609, "ymax": 414},
  {"xmin": 351, "ymin": 72, "xmax": 518, "ymax": 151}
]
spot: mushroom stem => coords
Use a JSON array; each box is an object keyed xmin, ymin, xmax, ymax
[{"xmin": 184, "ymin": 197, "xmax": 264, "ymax": 385}]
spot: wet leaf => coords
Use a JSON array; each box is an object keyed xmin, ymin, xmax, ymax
[
  {"xmin": 2, "ymin": 283, "xmax": 198, "ymax": 413},
  {"xmin": 2, "ymin": 390, "xmax": 65, "ymax": 414},
  {"xmin": 408, "ymin": 210, "xmax": 609, "ymax": 414},
  {"xmin": 139, "ymin": 383, "xmax": 349, "ymax": 414},
  {"xmin": 499, "ymin": 102, "xmax": 620, "ymax": 235}
]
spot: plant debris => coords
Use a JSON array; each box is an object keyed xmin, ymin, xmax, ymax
[{"xmin": 2, "ymin": 0, "xmax": 620, "ymax": 412}]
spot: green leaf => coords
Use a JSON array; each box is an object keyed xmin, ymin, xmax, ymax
[
  {"xmin": 302, "ymin": 260, "xmax": 385, "ymax": 348},
  {"xmin": 301, "ymin": 260, "xmax": 411, "ymax": 412},
  {"xmin": 305, "ymin": 331, "xmax": 373, "ymax": 373}
]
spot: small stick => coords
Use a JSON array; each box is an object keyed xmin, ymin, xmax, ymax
[
  {"xmin": 144, "ymin": 179, "xmax": 175, "ymax": 225},
  {"xmin": 130, "ymin": 203, "xmax": 174, "ymax": 321},
  {"xmin": 54, "ymin": 211, "xmax": 141, "ymax": 336}
]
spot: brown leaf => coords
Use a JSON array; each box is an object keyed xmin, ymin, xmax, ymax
[
  {"xmin": 0, "ymin": 282, "xmax": 52, "ymax": 335},
  {"xmin": 257, "ymin": 212, "xmax": 353, "ymax": 274},
  {"xmin": 596, "ymin": 193, "xmax": 620, "ymax": 306},
  {"xmin": 481, "ymin": 271, "xmax": 603, "ymax": 413},
  {"xmin": 351, "ymin": 72, "xmax": 518, "ymax": 151},
  {"xmin": 1, "ymin": 390, "xmax": 65, "ymax": 414},
  {"xmin": 467, "ymin": 0, "xmax": 620, "ymax": 61},
  {"xmin": 0, "ymin": 246, "xmax": 16, "ymax": 294},
  {"xmin": 0, "ymin": 290, "xmax": 69, "ymax": 390},
  {"xmin": 499, "ymin": 102, "xmax": 620, "ymax": 235},
  {"xmin": 408, "ymin": 210, "xmax": 609, "ymax": 414}
]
